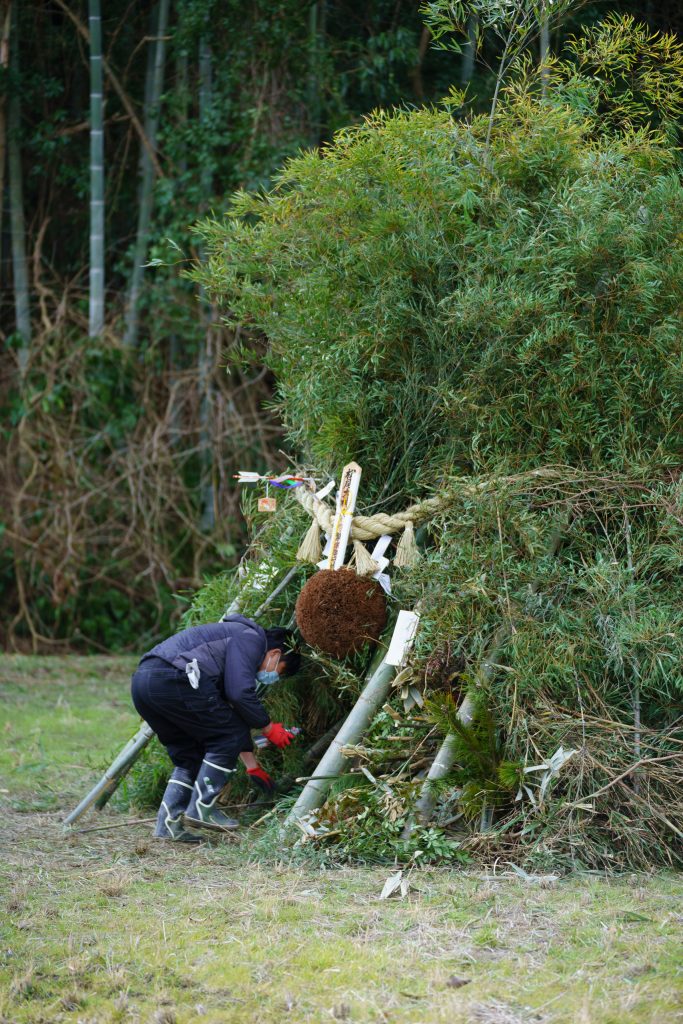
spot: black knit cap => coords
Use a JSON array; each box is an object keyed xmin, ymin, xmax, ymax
[{"xmin": 264, "ymin": 627, "xmax": 301, "ymax": 677}]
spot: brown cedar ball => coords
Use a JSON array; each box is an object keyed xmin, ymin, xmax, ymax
[{"xmin": 295, "ymin": 569, "xmax": 387, "ymax": 659}]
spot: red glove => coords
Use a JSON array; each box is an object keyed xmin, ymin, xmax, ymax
[
  {"xmin": 247, "ymin": 766, "xmax": 275, "ymax": 794},
  {"xmin": 263, "ymin": 722, "xmax": 295, "ymax": 749}
]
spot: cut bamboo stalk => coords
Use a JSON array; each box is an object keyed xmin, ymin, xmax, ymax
[
  {"xmin": 275, "ymin": 718, "xmax": 347, "ymax": 795},
  {"xmin": 411, "ymin": 719, "xmax": 489, "ymax": 832},
  {"xmin": 282, "ymin": 647, "xmax": 397, "ymax": 833},
  {"xmin": 63, "ymin": 723, "xmax": 155, "ymax": 826}
]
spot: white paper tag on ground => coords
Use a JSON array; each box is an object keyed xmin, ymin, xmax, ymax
[{"xmin": 385, "ymin": 610, "xmax": 420, "ymax": 666}]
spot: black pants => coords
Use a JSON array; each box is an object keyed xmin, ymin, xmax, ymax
[{"xmin": 130, "ymin": 661, "xmax": 251, "ymax": 774}]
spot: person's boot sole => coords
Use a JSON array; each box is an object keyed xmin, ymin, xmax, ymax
[
  {"xmin": 183, "ymin": 814, "xmax": 239, "ymax": 833},
  {"xmin": 153, "ymin": 834, "xmax": 204, "ymax": 844}
]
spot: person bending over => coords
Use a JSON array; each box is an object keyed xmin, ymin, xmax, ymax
[{"xmin": 130, "ymin": 614, "xmax": 300, "ymax": 842}]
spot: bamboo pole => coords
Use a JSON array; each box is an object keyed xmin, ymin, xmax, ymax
[
  {"xmin": 275, "ymin": 718, "xmax": 346, "ymax": 795},
  {"xmin": 63, "ymin": 723, "xmax": 155, "ymax": 827},
  {"xmin": 123, "ymin": 0, "xmax": 170, "ymax": 347},
  {"xmin": 460, "ymin": 14, "xmax": 478, "ymax": 86},
  {"xmin": 624, "ymin": 507, "xmax": 641, "ymax": 795},
  {"xmin": 51, "ymin": 0, "xmax": 164, "ymax": 178},
  {"xmin": 539, "ymin": 1, "xmax": 550, "ymax": 97},
  {"xmin": 0, "ymin": 1, "xmax": 12, "ymax": 255},
  {"xmin": 88, "ymin": 0, "xmax": 105, "ymax": 337},
  {"xmin": 408, "ymin": 626, "xmax": 508, "ymax": 830},
  {"xmin": 282, "ymin": 647, "xmax": 398, "ymax": 833},
  {"xmin": 307, "ymin": 0, "xmax": 323, "ymax": 146},
  {"xmin": 8, "ymin": 0, "xmax": 30, "ymax": 361},
  {"xmin": 197, "ymin": 32, "xmax": 215, "ymax": 530}
]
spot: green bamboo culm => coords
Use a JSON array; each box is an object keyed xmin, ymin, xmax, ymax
[
  {"xmin": 8, "ymin": 0, "xmax": 31, "ymax": 361},
  {"xmin": 88, "ymin": 0, "xmax": 105, "ymax": 338},
  {"xmin": 123, "ymin": 0, "xmax": 170, "ymax": 347}
]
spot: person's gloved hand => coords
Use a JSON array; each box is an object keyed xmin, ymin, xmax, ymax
[
  {"xmin": 247, "ymin": 766, "xmax": 275, "ymax": 794},
  {"xmin": 263, "ymin": 722, "xmax": 295, "ymax": 748}
]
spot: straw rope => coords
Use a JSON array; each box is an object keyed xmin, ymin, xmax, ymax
[
  {"xmin": 294, "ymin": 467, "xmax": 605, "ymax": 542},
  {"xmin": 294, "ymin": 488, "xmax": 443, "ymax": 540}
]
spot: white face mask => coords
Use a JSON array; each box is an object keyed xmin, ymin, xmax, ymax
[{"xmin": 256, "ymin": 669, "xmax": 279, "ymax": 686}]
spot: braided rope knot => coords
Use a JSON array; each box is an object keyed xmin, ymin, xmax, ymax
[{"xmin": 294, "ymin": 488, "xmax": 443, "ymax": 541}]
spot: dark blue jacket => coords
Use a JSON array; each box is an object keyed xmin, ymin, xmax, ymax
[{"xmin": 142, "ymin": 615, "xmax": 270, "ymax": 728}]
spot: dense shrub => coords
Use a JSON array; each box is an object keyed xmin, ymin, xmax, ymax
[{"xmin": 196, "ymin": 20, "xmax": 682, "ymax": 506}]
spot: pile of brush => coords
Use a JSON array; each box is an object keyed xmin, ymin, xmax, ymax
[
  {"xmin": 182, "ymin": 466, "xmax": 682, "ymax": 870},
  {"xmin": 181, "ymin": 17, "xmax": 683, "ymax": 868}
]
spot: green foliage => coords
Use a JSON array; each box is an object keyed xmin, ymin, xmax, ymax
[
  {"xmin": 559, "ymin": 14, "xmax": 683, "ymax": 142},
  {"xmin": 195, "ymin": 23, "xmax": 683, "ymax": 508},
  {"xmin": 426, "ymin": 691, "xmax": 522, "ymax": 819},
  {"xmin": 183, "ymin": 494, "xmax": 308, "ymax": 626},
  {"xmin": 313, "ymin": 779, "xmax": 468, "ymax": 864},
  {"xmin": 398, "ymin": 471, "xmax": 683, "ymax": 866}
]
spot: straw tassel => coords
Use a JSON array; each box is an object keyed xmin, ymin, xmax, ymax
[
  {"xmin": 352, "ymin": 539, "xmax": 379, "ymax": 577},
  {"xmin": 296, "ymin": 519, "xmax": 322, "ymax": 564},
  {"xmin": 394, "ymin": 520, "xmax": 419, "ymax": 568}
]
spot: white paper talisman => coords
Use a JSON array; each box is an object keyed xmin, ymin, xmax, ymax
[
  {"xmin": 385, "ymin": 609, "xmax": 420, "ymax": 666},
  {"xmin": 327, "ymin": 462, "xmax": 362, "ymax": 570}
]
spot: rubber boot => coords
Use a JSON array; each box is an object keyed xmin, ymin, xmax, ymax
[
  {"xmin": 184, "ymin": 758, "xmax": 239, "ymax": 832},
  {"xmin": 154, "ymin": 767, "xmax": 203, "ymax": 843}
]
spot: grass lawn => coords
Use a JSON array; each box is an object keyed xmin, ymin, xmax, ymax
[{"xmin": 1, "ymin": 655, "xmax": 682, "ymax": 1024}]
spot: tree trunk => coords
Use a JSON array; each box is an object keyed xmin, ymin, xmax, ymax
[
  {"xmin": 409, "ymin": 26, "xmax": 430, "ymax": 101},
  {"xmin": 8, "ymin": 0, "xmax": 30, "ymax": 363},
  {"xmin": 123, "ymin": 0, "xmax": 170, "ymax": 347},
  {"xmin": 88, "ymin": 0, "xmax": 105, "ymax": 337}
]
